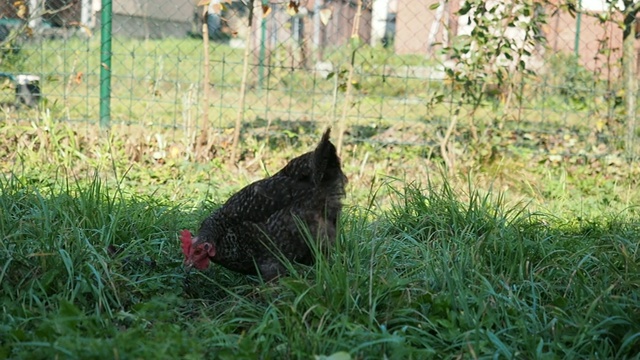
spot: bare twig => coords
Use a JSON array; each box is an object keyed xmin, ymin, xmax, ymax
[
  {"xmin": 439, "ymin": 112, "xmax": 458, "ymax": 177},
  {"xmin": 623, "ymin": 0, "xmax": 637, "ymax": 160},
  {"xmin": 64, "ymin": 57, "xmax": 79, "ymax": 120},
  {"xmin": 231, "ymin": 0, "xmax": 256, "ymax": 164},
  {"xmin": 336, "ymin": 0, "xmax": 364, "ymax": 156},
  {"xmin": 0, "ymin": 1, "xmax": 77, "ymax": 46},
  {"xmin": 426, "ymin": 0, "xmax": 446, "ymax": 57},
  {"xmin": 199, "ymin": 6, "xmax": 211, "ymax": 160}
]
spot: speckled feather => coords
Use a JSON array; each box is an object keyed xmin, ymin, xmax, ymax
[{"xmin": 193, "ymin": 128, "xmax": 346, "ymax": 280}]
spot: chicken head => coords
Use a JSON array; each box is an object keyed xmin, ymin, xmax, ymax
[{"xmin": 181, "ymin": 230, "xmax": 216, "ymax": 270}]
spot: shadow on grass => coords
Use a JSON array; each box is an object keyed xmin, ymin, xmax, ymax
[{"xmin": 1, "ymin": 174, "xmax": 639, "ymax": 359}]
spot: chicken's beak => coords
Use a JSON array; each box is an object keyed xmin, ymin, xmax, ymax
[{"xmin": 183, "ymin": 259, "xmax": 195, "ymax": 272}]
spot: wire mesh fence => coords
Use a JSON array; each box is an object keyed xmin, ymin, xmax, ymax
[{"xmin": 1, "ymin": 0, "xmax": 638, "ymax": 160}]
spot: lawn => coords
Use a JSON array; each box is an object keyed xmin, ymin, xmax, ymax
[
  {"xmin": 1, "ymin": 32, "xmax": 639, "ymax": 359},
  {"xmin": 1, "ymin": 120, "xmax": 639, "ymax": 359},
  {"xmin": 2, "ymin": 35, "xmax": 620, "ymax": 132}
]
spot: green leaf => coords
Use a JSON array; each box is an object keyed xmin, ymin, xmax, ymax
[
  {"xmin": 59, "ymin": 299, "xmax": 82, "ymax": 317},
  {"xmin": 349, "ymin": 35, "xmax": 362, "ymax": 48},
  {"xmin": 459, "ymin": 1, "xmax": 472, "ymax": 15}
]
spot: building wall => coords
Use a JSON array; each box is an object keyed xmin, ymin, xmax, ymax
[
  {"xmin": 394, "ymin": 0, "xmax": 632, "ymax": 78},
  {"xmin": 545, "ymin": 7, "xmax": 624, "ymax": 77},
  {"xmin": 93, "ymin": 0, "xmax": 196, "ymax": 39},
  {"xmin": 249, "ymin": 0, "xmax": 372, "ymax": 67},
  {"xmin": 301, "ymin": 0, "xmax": 372, "ymax": 47},
  {"xmin": 394, "ymin": 0, "xmax": 438, "ymax": 55},
  {"xmin": 113, "ymin": 0, "xmax": 194, "ymax": 22}
]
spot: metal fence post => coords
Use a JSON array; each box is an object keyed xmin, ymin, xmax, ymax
[
  {"xmin": 258, "ymin": 0, "xmax": 268, "ymax": 89},
  {"xmin": 100, "ymin": 0, "xmax": 113, "ymax": 128}
]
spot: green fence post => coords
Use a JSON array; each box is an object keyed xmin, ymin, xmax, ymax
[
  {"xmin": 100, "ymin": 0, "xmax": 113, "ymax": 128},
  {"xmin": 258, "ymin": 0, "xmax": 268, "ymax": 90}
]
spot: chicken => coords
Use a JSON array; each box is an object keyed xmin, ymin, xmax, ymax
[{"xmin": 182, "ymin": 128, "xmax": 347, "ymax": 280}]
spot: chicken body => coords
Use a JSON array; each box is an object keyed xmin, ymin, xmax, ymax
[{"xmin": 185, "ymin": 129, "xmax": 347, "ymax": 280}]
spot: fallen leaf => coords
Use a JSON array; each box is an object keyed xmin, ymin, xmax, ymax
[
  {"xmin": 548, "ymin": 154, "xmax": 562, "ymax": 163},
  {"xmin": 152, "ymin": 150, "xmax": 166, "ymax": 160},
  {"xmin": 286, "ymin": 1, "xmax": 300, "ymax": 16},
  {"xmin": 169, "ymin": 146, "xmax": 181, "ymax": 158},
  {"xmin": 74, "ymin": 72, "xmax": 83, "ymax": 85},
  {"xmin": 320, "ymin": 8, "xmax": 332, "ymax": 25},
  {"xmin": 262, "ymin": 5, "xmax": 271, "ymax": 17},
  {"xmin": 16, "ymin": 4, "xmax": 27, "ymax": 19}
]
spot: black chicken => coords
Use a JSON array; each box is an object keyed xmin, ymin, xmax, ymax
[{"xmin": 182, "ymin": 128, "xmax": 347, "ymax": 280}]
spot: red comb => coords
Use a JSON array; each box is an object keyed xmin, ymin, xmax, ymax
[{"xmin": 180, "ymin": 230, "xmax": 192, "ymax": 258}]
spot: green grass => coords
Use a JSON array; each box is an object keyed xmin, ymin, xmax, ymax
[
  {"xmin": 2, "ymin": 35, "xmax": 624, "ymax": 135},
  {"xmin": 1, "ymin": 25, "xmax": 638, "ymax": 359},
  {"xmin": 1, "ymin": 172, "xmax": 639, "ymax": 359}
]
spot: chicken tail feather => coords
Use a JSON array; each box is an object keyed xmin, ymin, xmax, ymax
[{"xmin": 313, "ymin": 128, "xmax": 341, "ymax": 186}]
